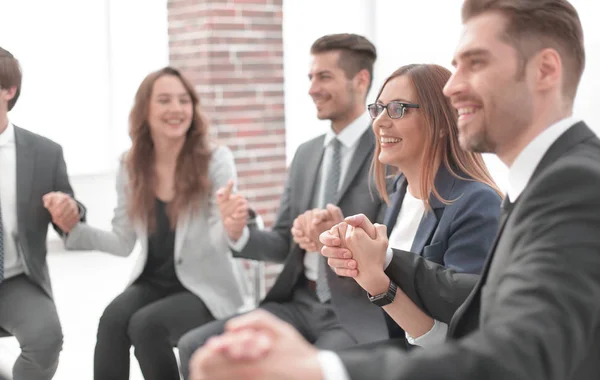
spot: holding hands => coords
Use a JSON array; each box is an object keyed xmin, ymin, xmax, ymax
[
  {"xmin": 216, "ymin": 180, "xmax": 249, "ymax": 242},
  {"xmin": 319, "ymin": 214, "xmax": 390, "ymax": 295},
  {"xmin": 291, "ymin": 204, "xmax": 344, "ymax": 252},
  {"xmin": 43, "ymin": 191, "xmax": 80, "ymax": 233},
  {"xmin": 189, "ymin": 309, "xmax": 321, "ymax": 380}
]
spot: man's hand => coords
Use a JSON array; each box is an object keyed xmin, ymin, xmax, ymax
[
  {"xmin": 43, "ymin": 192, "xmax": 79, "ymax": 233},
  {"xmin": 291, "ymin": 204, "xmax": 344, "ymax": 252},
  {"xmin": 320, "ymin": 214, "xmax": 390, "ymax": 293},
  {"xmin": 216, "ymin": 180, "xmax": 249, "ymax": 241},
  {"xmin": 343, "ymin": 215, "xmax": 390, "ymax": 295},
  {"xmin": 189, "ymin": 309, "xmax": 323, "ymax": 380},
  {"xmin": 319, "ymin": 223, "xmax": 359, "ymax": 277}
]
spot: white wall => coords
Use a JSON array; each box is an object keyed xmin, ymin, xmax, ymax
[
  {"xmin": 0, "ymin": 0, "xmax": 170, "ymax": 238},
  {"xmin": 282, "ymin": 0, "xmax": 376, "ymax": 162},
  {"xmin": 282, "ymin": 0, "xmax": 600, "ymax": 191}
]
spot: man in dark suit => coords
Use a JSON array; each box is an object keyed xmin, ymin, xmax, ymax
[
  {"xmin": 0, "ymin": 47, "xmax": 85, "ymax": 379},
  {"xmin": 177, "ymin": 33, "xmax": 391, "ymax": 378},
  {"xmin": 186, "ymin": 1, "xmax": 600, "ymax": 380}
]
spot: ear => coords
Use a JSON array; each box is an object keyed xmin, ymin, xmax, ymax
[
  {"xmin": 535, "ymin": 48, "xmax": 561, "ymax": 92},
  {"xmin": 0, "ymin": 86, "xmax": 17, "ymax": 102},
  {"xmin": 354, "ymin": 69, "xmax": 371, "ymax": 94}
]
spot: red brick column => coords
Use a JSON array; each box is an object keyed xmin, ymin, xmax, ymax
[{"xmin": 167, "ymin": 0, "xmax": 286, "ymax": 228}]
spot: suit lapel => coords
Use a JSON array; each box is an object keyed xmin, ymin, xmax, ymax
[
  {"xmin": 410, "ymin": 165, "xmax": 456, "ymax": 253},
  {"xmin": 384, "ymin": 175, "xmax": 407, "ymax": 237},
  {"xmin": 333, "ymin": 128, "xmax": 374, "ymax": 204},
  {"xmin": 299, "ymin": 136, "xmax": 325, "ymax": 213},
  {"xmin": 449, "ymin": 122, "xmax": 594, "ymax": 335},
  {"xmin": 14, "ymin": 127, "xmax": 35, "ymax": 229}
]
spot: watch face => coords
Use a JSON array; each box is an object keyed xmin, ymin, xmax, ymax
[{"xmin": 369, "ymin": 281, "xmax": 397, "ymax": 307}]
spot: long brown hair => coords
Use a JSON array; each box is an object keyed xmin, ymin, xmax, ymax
[
  {"xmin": 373, "ymin": 64, "xmax": 502, "ymax": 206},
  {"xmin": 126, "ymin": 66, "xmax": 211, "ymax": 230}
]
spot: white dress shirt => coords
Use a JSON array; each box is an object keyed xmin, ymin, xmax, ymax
[
  {"xmin": 229, "ymin": 112, "xmax": 371, "ymax": 283},
  {"xmin": 319, "ymin": 115, "xmax": 582, "ymax": 380},
  {"xmin": 0, "ymin": 121, "xmax": 24, "ymax": 279}
]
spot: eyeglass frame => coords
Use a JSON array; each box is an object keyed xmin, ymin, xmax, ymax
[{"xmin": 367, "ymin": 101, "xmax": 420, "ymax": 120}]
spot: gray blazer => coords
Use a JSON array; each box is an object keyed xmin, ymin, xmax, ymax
[
  {"xmin": 339, "ymin": 122, "xmax": 600, "ymax": 380},
  {"xmin": 7, "ymin": 126, "xmax": 84, "ymax": 299},
  {"xmin": 65, "ymin": 146, "xmax": 245, "ymax": 319},
  {"xmin": 233, "ymin": 128, "xmax": 391, "ymax": 344}
]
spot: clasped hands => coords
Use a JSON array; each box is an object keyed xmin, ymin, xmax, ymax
[
  {"xmin": 188, "ymin": 214, "xmax": 391, "ymax": 380},
  {"xmin": 291, "ymin": 204, "xmax": 344, "ymax": 252},
  {"xmin": 319, "ymin": 214, "xmax": 391, "ymax": 295},
  {"xmin": 42, "ymin": 191, "xmax": 79, "ymax": 233}
]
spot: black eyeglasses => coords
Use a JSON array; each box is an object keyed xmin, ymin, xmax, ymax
[{"xmin": 367, "ymin": 101, "xmax": 420, "ymax": 120}]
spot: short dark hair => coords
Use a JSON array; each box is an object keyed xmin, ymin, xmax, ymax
[
  {"xmin": 462, "ymin": 0, "xmax": 585, "ymax": 102},
  {"xmin": 0, "ymin": 47, "xmax": 22, "ymax": 111},
  {"xmin": 310, "ymin": 33, "xmax": 377, "ymax": 93}
]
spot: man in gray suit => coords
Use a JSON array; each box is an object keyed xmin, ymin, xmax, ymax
[
  {"xmin": 187, "ymin": 1, "xmax": 600, "ymax": 380},
  {"xmin": 177, "ymin": 33, "xmax": 389, "ymax": 377},
  {"xmin": 0, "ymin": 47, "xmax": 84, "ymax": 379}
]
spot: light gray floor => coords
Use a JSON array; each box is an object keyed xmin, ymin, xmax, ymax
[{"xmin": 0, "ymin": 250, "xmax": 146, "ymax": 380}]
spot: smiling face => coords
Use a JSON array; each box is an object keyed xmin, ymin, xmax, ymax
[
  {"xmin": 308, "ymin": 50, "xmax": 361, "ymax": 126},
  {"xmin": 147, "ymin": 74, "xmax": 194, "ymax": 143},
  {"xmin": 372, "ymin": 75, "xmax": 427, "ymax": 170},
  {"xmin": 443, "ymin": 11, "xmax": 534, "ymax": 155}
]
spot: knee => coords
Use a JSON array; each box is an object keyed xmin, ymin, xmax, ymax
[
  {"xmin": 127, "ymin": 308, "xmax": 164, "ymax": 345},
  {"xmin": 177, "ymin": 321, "xmax": 224, "ymax": 367},
  {"xmin": 22, "ymin": 323, "xmax": 63, "ymax": 370},
  {"xmin": 97, "ymin": 301, "xmax": 130, "ymax": 337}
]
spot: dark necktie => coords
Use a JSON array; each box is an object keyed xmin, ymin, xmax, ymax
[{"xmin": 316, "ymin": 138, "xmax": 342, "ymax": 303}]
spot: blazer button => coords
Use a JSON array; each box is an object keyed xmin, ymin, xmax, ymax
[{"xmin": 177, "ymin": 259, "xmax": 183, "ymax": 265}]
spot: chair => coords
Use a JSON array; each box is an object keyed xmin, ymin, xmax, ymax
[
  {"xmin": 0, "ymin": 328, "xmax": 15, "ymax": 380},
  {"xmin": 231, "ymin": 209, "xmax": 266, "ymax": 312}
]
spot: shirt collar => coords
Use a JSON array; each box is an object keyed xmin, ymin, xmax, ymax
[
  {"xmin": 507, "ymin": 115, "xmax": 581, "ymax": 201},
  {"xmin": 323, "ymin": 112, "xmax": 371, "ymax": 148},
  {"xmin": 0, "ymin": 120, "xmax": 15, "ymax": 147}
]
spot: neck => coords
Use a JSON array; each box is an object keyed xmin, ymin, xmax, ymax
[
  {"xmin": 153, "ymin": 136, "xmax": 185, "ymax": 168},
  {"xmin": 331, "ymin": 106, "xmax": 365, "ymax": 134},
  {"xmin": 0, "ymin": 112, "xmax": 8, "ymax": 135},
  {"xmin": 497, "ymin": 102, "xmax": 572, "ymax": 167},
  {"xmin": 401, "ymin": 156, "xmax": 442, "ymax": 200}
]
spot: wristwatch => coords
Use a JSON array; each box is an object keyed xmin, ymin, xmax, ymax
[{"xmin": 367, "ymin": 280, "xmax": 397, "ymax": 307}]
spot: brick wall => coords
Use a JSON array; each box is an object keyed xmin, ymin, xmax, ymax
[{"xmin": 167, "ymin": 0, "xmax": 286, "ymax": 288}]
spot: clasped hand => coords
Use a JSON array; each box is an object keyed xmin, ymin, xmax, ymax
[
  {"xmin": 291, "ymin": 204, "xmax": 343, "ymax": 252},
  {"xmin": 319, "ymin": 214, "xmax": 390, "ymax": 294}
]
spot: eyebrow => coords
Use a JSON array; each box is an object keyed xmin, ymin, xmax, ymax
[
  {"xmin": 451, "ymin": 48, "xmax": 492, "ymax": 67},
  {"xmin": 308, "ymin": 70, "xmax": 333, "ymax": 79},
  {"xmin": 377, "ymin": 98, "xmax": 414, "ymax": 104},
  {"xmin": 156, "ymin": 92, "xmax": 191, "ymax": 98}
]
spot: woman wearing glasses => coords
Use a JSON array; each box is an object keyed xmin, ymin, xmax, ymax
[{"xmin": 321, "ymin": 63, "xmax": 502, "ymax": 348}]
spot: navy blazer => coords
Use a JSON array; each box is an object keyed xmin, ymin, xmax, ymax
[
  {"xmin": 383, "ymin": 164, "xmax": 501, "ymax": 342},
  {"xmin": 384, "ymin": 164, "xmax": 501, "ymax": 275},
  {"xmin": 384, "ymin": 165, "xmax": 502, "ymax": 274}
]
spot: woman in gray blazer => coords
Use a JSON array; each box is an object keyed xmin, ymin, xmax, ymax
[{"xmin": 64, "ymin": 67, "xmax": 245, "ymax": 380}]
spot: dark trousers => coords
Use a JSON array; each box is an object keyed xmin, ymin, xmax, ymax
[
  {"xmin": 94, "ymin": 280, "xmax": 214, "ymax": 380},
  {"xmin": 178, "ymin": 284, "xmax": 356, "ymax": 380},
  {"xmin": 0, "ymin": 275, "xmax": 62, "ymax": 380}
]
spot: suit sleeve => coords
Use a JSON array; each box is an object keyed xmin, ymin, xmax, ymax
[
  {"xmin": 385, "ymin": 249, "xmax": 479, "ymax": 323},
  {"xmin": 341, "ymin": 159, "xmax": 600, "ymax": 380},
  {"xmin": 231, "ymin": 148, "xmax": 300, "ymax": 263},
  {"xmin": 51, "ymin": 145, "xmax": 86, "ymax": 236},
  {"xmin": 205, "ymin": 146, "xmax": 239, "ymax": 255},
  {"xmin": 64, "ymin": 160, "xmax": 137, "ymax": 256}
]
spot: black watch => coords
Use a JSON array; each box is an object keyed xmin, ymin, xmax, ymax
[{"xmin": 367, "ymin": 280, "xmax": 397, "ymax": 307}]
